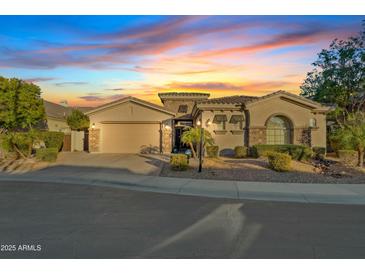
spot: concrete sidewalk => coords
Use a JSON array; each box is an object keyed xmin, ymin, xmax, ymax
[{"xmin": 1, "ymin": 171, "xmax": 365, "ymax": 205}]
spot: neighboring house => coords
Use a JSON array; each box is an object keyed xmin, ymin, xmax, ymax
[
  {"xmin": 86, "ymin": 90, "xmax": 330, "ymax": 155},
  {"xmin": 44, "ymin": 100, "xmax": 93, "ymax": 151},
  {"xmin": 44, "ymin": 100, "xmax": 72, "ymax": 133}
]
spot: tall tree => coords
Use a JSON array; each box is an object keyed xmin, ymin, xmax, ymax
[
  {"xmin": 330, "ymin": 112, "xmax": 365, "ymax": 167},
  {"xmin": 300, "ymin": 21, "xmax": 365, "ymax": 122},
  {"xmin": 0, "ymin": 77, "xmax": 46, "ymax": 131},
  {"xmin": 66, "ymin": 109, "xmax": 90, "ymax": 131},
  {"xmin": 300, "ymin": 21, "xmax": 365, "ymax": 166},
  {"xmin": 0, "ymin": 77, "xmax": 45, "ymax": 158}
]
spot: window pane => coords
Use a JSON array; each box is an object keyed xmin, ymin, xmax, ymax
[{"xmin": 266, "ymin": 116, "xmax": 291, "ymax": 144}]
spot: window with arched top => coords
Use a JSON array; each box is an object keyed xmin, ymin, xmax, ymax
[{"xmin": 266, "ymin": 115, "xmax": 292, "ymax": 145}]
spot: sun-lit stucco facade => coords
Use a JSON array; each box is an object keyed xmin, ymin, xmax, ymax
[{"xmin": 83, "ymin": 91, "xmax": 329, "ymax": 155}]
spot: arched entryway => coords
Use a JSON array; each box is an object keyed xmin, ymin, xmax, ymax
[{"xmin": 266, "ymin": 115, "xmax": 293, "ymax": 145}]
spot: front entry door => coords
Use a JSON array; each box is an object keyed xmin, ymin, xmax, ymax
[{"xmin": 174, "ymin": 126, "xmax": 190, "ymax": 152}]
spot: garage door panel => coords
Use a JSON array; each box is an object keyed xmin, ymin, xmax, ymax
[{"xmin": 101, "ymin": 123, "xmax": 160, "ymax": 153}]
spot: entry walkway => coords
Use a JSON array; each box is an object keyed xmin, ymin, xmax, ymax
[{"xmin": 1, "ymin": 170, "xmax": 365, "ymax": 205}]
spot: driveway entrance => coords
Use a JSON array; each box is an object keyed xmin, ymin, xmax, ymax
[{"xmin": 33, "ymin": 152, "xmax": 167, "ymax": 177}]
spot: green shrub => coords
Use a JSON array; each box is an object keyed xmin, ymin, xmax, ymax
[
  {"xmin": 301, "ymin": 146, "xmax": 314, "ymax": 161},
  {"xmin": 206, "ymin": 146, "xmax": 219, "ymax": 158},
  {"xmin": 234, "ymin": 146, "xmax": 247, "ymax": 158},
  {"xmin": 35, "ymin": 148, "xmax": 58, "ymax": 162},
  {"xmin": 42, "ymin": 131, "xmax": 64, "ymax": 151},
  {"xmin": 267, "ymin": 152, "xmax": 291, "ymax": 172},
  {"xmin": 170, "ymin": 154, "xmax": 189, "ymax": 170},
  {"xmin": 312, "ymin": 146, "xmax": 326, "ymax": 159},
  {"xmin": 329, "ymin": 130, "xmax": 355, "ymax": 154},
  {"xmin": 251, "ymin": 144, "xmax": 312, "ymax": 161},
  {"xmin": 0, "ymin": 131, "xmax": 41, "ymax": 157},
  {"xmin": 0, "ymin": 134, "xmax": 12, "ymax": 153},
  {"xmin": 337, "ymin": 149, "xmax": 358, "ymax": 167}
]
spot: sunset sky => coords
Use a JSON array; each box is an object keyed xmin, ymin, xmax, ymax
[{"xmin": 0, "ymin": 16, "xmax": 363, "ymax": 106}]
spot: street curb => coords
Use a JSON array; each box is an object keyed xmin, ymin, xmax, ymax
[{"xmin": 1, "ymin": 174, "xmax": 365, "ymax": 205}]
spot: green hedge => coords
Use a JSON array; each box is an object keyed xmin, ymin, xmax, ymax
[
  {"xmin": 251, "ymin": 144, "xmax": 313, "ymax": 161},
  {"xmin": 42, "ymin": 131, "xmax": 64, "ymax": 151},
  {"xmin": 234, "ymin": 146, "xmax": 247, "ymax": 158},
  {"xmin": 206, "ymin": 146, "xmax": 219, "ymax": 158},
  {"xmin": 35, "ymin": 148, "xmax": 58, "ymax": 162},
  {"xmin": 267, "ymin": 152, "xmax": 291, "ymax": 172},
  {"xmin": 170, "ymin": 154, "xmax": 189, "ymax": 171}
]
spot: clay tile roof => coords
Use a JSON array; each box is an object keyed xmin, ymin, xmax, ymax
[
  {"xmin": 158, "ymin": 92, "xmax": 210, "ymax": 97},
  {"xmin": 202, "ymin": 95, "xmax": 258, "ymax": 105}
]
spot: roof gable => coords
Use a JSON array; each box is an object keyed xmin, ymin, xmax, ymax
[
  {"xmin": 85, "ymin": 96, "xmax": 175, "ymax": 116},
  {"xmin": 245, "ymin": 90, "xmax": 330, "ymax": 111}
]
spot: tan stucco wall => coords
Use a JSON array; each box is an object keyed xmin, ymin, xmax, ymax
[
  {"xmin": 162, "ymin": 99, "xmax": 196, "ymax": 115},
  {"xmin": 47, "ymin": 117, "xmax": 71, "ymax": 133},
  {"xmin": 310, "ymin": 113, "xmax": 327, "ymax": 148},
  {"xmin": 201, "ymin": 110, "xmax": 245, "ymax": 155},
  {"xmin": 88, "ymin": 101, "xmax": 173, "ymax": 153},
  {"xmin": 71, "ymin": 130, "xmax": 84, "ymax": 152},
  {"xmin": 88, "ymin": 101, "xmax": 173, "ymax": 126},
  {"xmin": 246, "ymin": 96, "xmax": 326, "ymax": 147}
]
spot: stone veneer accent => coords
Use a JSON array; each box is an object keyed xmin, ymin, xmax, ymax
[
  {"xmin": 162, "ymin": 126, "xmax": 172, "ymax": 154},
  {"xmin": 89, "ymin": 128, "xmax": 100, "ymax": 152},
  {"xmin": 249, "ymin": 127, "xmax": 312, "ymax": 147},
  {"xmin": 294, "ymin": 128, "xmax": 311, "ymax": 146},
  {"xmin": 248, "ymin": 127, "xmax": 266, "ymax": 145}
]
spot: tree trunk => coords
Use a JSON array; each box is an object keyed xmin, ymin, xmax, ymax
[
  {"xmin": 27, "ymin": 142, "xmax": 32, "ymax": 158},
  {"xmin": 358, "ymin": 148, "xmax": 364, "ymax": 167},
  {"xmin": 189, "ymin": 142, "xmax": 197, "ymax": 158},
  {"xmin": 13, "ymin": 145, "xmax": 26, "ymax": 159}
]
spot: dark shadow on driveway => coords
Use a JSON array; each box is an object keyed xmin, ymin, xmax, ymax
[{"xmin": 19, "ymin": 154, "xmax": 170, "ymax": 178}]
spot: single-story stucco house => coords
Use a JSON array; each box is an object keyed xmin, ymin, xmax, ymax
[{"xmin": 86, "ymin": 90, "xmax": 330, "ymax": 155}]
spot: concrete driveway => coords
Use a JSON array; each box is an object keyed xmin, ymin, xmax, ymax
[{"xmin": 32, "ymin": 152, "xmax": 168, "ymax": 177}]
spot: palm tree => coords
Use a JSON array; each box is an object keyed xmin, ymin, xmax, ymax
[{"xmin": 181, "ymin": 127, "xmax": 214, "ymax": 158}]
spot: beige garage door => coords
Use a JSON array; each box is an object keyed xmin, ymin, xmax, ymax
[{"xmin": 101, "ymin": 123, "xmax": 161, "ymax": 153}]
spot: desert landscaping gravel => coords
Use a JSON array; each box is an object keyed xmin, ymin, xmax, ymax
[{"xmin": 160, "ymin": 157, "xmax": 365, "ymax": 184}]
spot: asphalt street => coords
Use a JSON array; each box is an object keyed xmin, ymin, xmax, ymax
[{"xmin": 1, "ymin": 180, "xmax": 365, "ymax": 258}]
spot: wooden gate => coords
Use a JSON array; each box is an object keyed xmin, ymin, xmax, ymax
[
  {"xmin": 83, "ymin": 130, "xmax": 89, "ymax": 152},
  {"xmin": 62, "ymin": 134, "xmax": 71, "ymax": 151}
]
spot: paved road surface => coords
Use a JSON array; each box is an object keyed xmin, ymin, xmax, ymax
[{"xmin": 0, "ymin": 180, "xmax": 365, "ymax": 258}]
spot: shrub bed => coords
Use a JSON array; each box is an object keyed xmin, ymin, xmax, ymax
[
  {"xmin": 35, "ymin": 148, "xmax": 58, "ymax": 162},
  {"xmin": 267, "ymin": 152, "xmax": 291, "ymax": 172},
  {"xmin": 0, "ymin": 131, "xmax": 41, "ymax": 157},
  {"xmin": 206, "ymin": 146, "xmax": 219, "ymax": 158},
  {"xmin": 312, "ymin": 146, "xmax": 326, "ymax": 159},
  {"xmin": 42, "ymin": 131, "xmax": 64, "ymax": 151},
  {"xmin": 251, "ymin": 144, "xmax": 312, "ymax": 161},
  {"xmin": 337, "ymin": 150, "xmax": 358, "ymax": 167},
  {"xmin": 234, "ymin": 146, "xmax": 247, "ymax": 158},
  {"xmin": 170, "ymin": 154, "xmax": 189, "ymax": 170}
]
